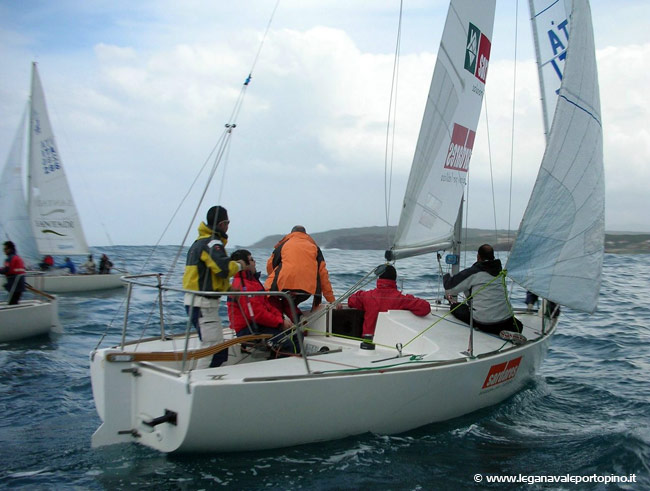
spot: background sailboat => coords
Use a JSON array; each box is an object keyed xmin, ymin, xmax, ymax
[{"xmin": 0, "ymin": 63, "xmax": 123, "ymax": 293}]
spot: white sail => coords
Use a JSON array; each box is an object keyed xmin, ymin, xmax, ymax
[
  {"xmin": 0, "ymin": 108, "xmax": 40, "ymax": 264},
  {"xmin": 507, "ymin": 0, "xmax": 604, "ymax": 313},
  {"xmin": 28, "ymin": 62, "xmax": 89, "ymax": 255},
  {"xmin": 529, "ymin": 0, "xmax": 571, "ymax": 137},
  {"xmin": 390, "ymin": 0, "xmax": 496, "ymax": 260}
]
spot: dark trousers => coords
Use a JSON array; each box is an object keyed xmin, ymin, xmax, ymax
[
  {"xmin": 5, "ymin": 277, "xmax": 24, "ymax": 305},
  {"xmin": 450, "ymin": 302, "xmax": 522, "ymax": 335}
]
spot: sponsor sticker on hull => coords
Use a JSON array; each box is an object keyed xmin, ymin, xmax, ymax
[{"xmin": 482, "ymin": 356, "xmax": 522, "ymax": 390}]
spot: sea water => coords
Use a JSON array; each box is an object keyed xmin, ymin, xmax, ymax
[{"xmin": 0, "ymin": 247, "xmax": 648, "ymax": 489}]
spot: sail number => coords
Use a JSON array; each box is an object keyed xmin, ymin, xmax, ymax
[{"xmin": 40, "ymin": 138, "xmax": 61, "ymax": 174}]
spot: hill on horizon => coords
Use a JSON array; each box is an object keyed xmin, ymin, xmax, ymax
[{"xmin": 248, "ymin": 226, "xmax": 650, "ymax": 254}]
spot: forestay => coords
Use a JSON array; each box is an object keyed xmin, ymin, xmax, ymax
[
  {"xmin": 529, "ymin": 0, "xmax": 570, "ymax": 138},
  {"xmin": 507, "ymin": 0, "xmax": 604, "ymax": 313},
  {"xmin": 390, "ymin": 0, "xmax": 495, "ymax": 260},
  {"xmin": 28, "ymin": 63, "xmax": 89, "ymax": 256}
]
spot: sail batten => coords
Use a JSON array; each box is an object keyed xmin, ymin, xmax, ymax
[{"xmin": 390, "ymin": 0, "xmax": 495, "ymax": 259}]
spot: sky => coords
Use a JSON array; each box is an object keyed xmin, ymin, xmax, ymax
[{"xmin": 1, "ymin": 0, "xmax": 649, "ymax": 248}]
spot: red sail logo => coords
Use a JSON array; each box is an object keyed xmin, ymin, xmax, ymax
[
  {"xmin": 482, "ymin": 356, "xmax": 522, "ymax": 389},
  {"xmin": 444, "ymin": 123, "xmax": 475, "ymax": 172},
  {"xmin": 464, "ymin": 22, "xmax": 491, "ymax": 83}
]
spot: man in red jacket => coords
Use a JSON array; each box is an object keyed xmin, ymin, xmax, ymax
[
  {"xmin": 2, "ymin": 241, "xmax": 26, "ymax": 305},
  {"xmin": 228, "ymin": 249, "xmax": 293, "ymax": 337},
  {"xmin": 348, "ymin": 265, "xmax": 431, "ymax": 337}
]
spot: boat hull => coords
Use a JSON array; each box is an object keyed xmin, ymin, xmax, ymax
[
  {"xmin": 0, "ymin": 298, "xmax": 59, "ymax": 342},
  {"xmin": 28, "ymin": 273, "xmax": 124, "ymax": 293},
  {"xmin": 90, "ymin": 308, "xmax": 555, "ymax": 453}
]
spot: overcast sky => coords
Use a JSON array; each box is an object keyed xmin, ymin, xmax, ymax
[{"xmin": 1, "ymin": 0, "xmax": 648, "ymax": 248}]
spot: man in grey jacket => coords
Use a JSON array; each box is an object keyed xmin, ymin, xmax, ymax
[{"xmin": 443, "ymin": 244, "xmax": 524, "ymax": 341}]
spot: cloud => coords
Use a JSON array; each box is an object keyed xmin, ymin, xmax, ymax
[{"xmin": 1, "ymin": 2, "xmax": 649, "ymax": 248}]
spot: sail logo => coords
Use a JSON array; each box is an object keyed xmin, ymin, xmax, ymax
[
  {"xmin": 464, "ymin": 23, "xmax": 491, "ymax": 83},
  {"xmin": 482, "ymin": 356, "xmax": 522, "ymax": 389},
  {"xmin": 444, "ymin": 124, "xmax": 475, "ymax": 172},
  {"xmin": 547, "ymin": 18, "xmax": 569, "ymax": 89}
]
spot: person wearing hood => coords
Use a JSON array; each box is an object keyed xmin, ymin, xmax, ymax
[
  {"xmin": 348, "ymin": 264, "xmax": 431, "ymax": 338},
  {"xmin": 182, "ymin": 205, "xmax": 246, "ymax": 368},
  {"xmin": 443, "ymin": 244, "xmax": 523, "ymax": 338}
]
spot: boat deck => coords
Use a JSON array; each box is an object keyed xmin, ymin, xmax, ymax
[{"xmin": 125, "ymin": 305, "xmax": 550, "ymax": 383}]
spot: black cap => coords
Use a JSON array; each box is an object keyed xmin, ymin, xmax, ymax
[
  {"xmin": 206, "ymin": 206, "xmax": 228, "ymax": 229},
  {"xmin": 379, "ymin": 265, "xmax": 397, "ymax": 281}
]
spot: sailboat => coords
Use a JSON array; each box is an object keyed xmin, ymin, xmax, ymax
[
  {"xmin": 0, "ymin": 63, "xmax": 123, "ymax": 294},
  {"xmin": 0, "ymin": 292, "xmax": 60, "ymax": 342},
  {"xmin": 88, "ymin": 0, "xmax": 603, "ymax": 453}
]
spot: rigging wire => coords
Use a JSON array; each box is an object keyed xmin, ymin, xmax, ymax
[
  {"xmin": 507, "ymin": 0, "xmax": 520, "ymax": 249},
  {"xmin": 144, "ymin": 0, "xmax": 281, "ymax": 280},
  {"xmin": 483, "ymin": 94, "xmax": 499, "ymax": 246},
  {"xmin": 95, "ymin": 2, "xmax": 282, "ymax": 343},
  {"xmin": 384, "ymin": 0, "xmax": 404, "ymax": 250}
]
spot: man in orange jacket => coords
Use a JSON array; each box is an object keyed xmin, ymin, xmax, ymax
[{"xmin": 265, "ymin": 225, "xmax": 336, "ymax": 313}]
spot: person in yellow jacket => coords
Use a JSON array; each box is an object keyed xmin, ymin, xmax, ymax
[
  {"xmin": 265, "ymin": 225, "xmax": 336, "ymax": 313},
  {"xmin": 183, "ymin": 205, "xmax": 245, "ymax": 368}
]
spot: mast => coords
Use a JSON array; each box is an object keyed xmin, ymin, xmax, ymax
[{"xmin": 529, "ymin": 0, "xmax": 551, "ymax": 139}]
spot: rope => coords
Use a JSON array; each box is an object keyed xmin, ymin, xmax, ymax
[
  {"xmin": 401, "ymin": 270, "xmax": 509, "ymax": 349},
  {"xmin": 93, "ymin": 3, "xmax": 282, "ymax": 349},
  {"xmin": 483, "ymin": 94, "xmax": 499, "ymax": 245},
  {"xmin": 507, "ymin": 0, "xmax": 520, "ymax": 248},
  {"xmin": 105, "ymin": 334, "xmax": 271, "ymax": 363},
  {"xmin": 384, "ymin": 0, "xmax": 404, "ymax": 248}
]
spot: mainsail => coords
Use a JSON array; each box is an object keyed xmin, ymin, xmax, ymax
[
  {"xmin": 507, "ymin": 0, "xmax": 604, "ymax": 313},
  {"xmin": 529, "ymin": 0, "xmax": 570, "ymax": 138},
  {"xmin": 389, "ymin": 0, "xmax": 495, "ymax": 260},
  {"xmin": 28, "ymin": 62, "xmax": 89, "ymax": 256}
]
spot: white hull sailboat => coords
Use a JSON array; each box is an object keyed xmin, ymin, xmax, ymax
[
  {"xmin": 89, "ymin": 0, "xmax": 603, "ymax": 453},
  {"xmin": 0, "ymin": 63, "xmax": 123, "ymax": 294},
  {"xmin": 0, "ymin": 284, "xmax": 60, "ymax": 342}
]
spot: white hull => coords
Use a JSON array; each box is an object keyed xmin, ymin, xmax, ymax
[
  {"xmin": 28, "ymin": 273, "xmax": 124, "ymax": 293},
  {"xmin": 90, "ymin": 305, "xmax": 555, "ymax": 453},
  {"xmin": 0, "ymin": 298, "xmax": 59, "ymax": 342}
]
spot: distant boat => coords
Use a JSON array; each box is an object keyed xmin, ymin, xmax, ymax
[
  {"xmin": 0, "ymin": 62, "xmax": 123, "ymax": 293},
  {"xmin": 0, "ymin": 284, "xmax": 60, "ymax": 342},
  {"xmin": 89, "ymin": 0, "xmax": 603, "ymax": 453}
]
